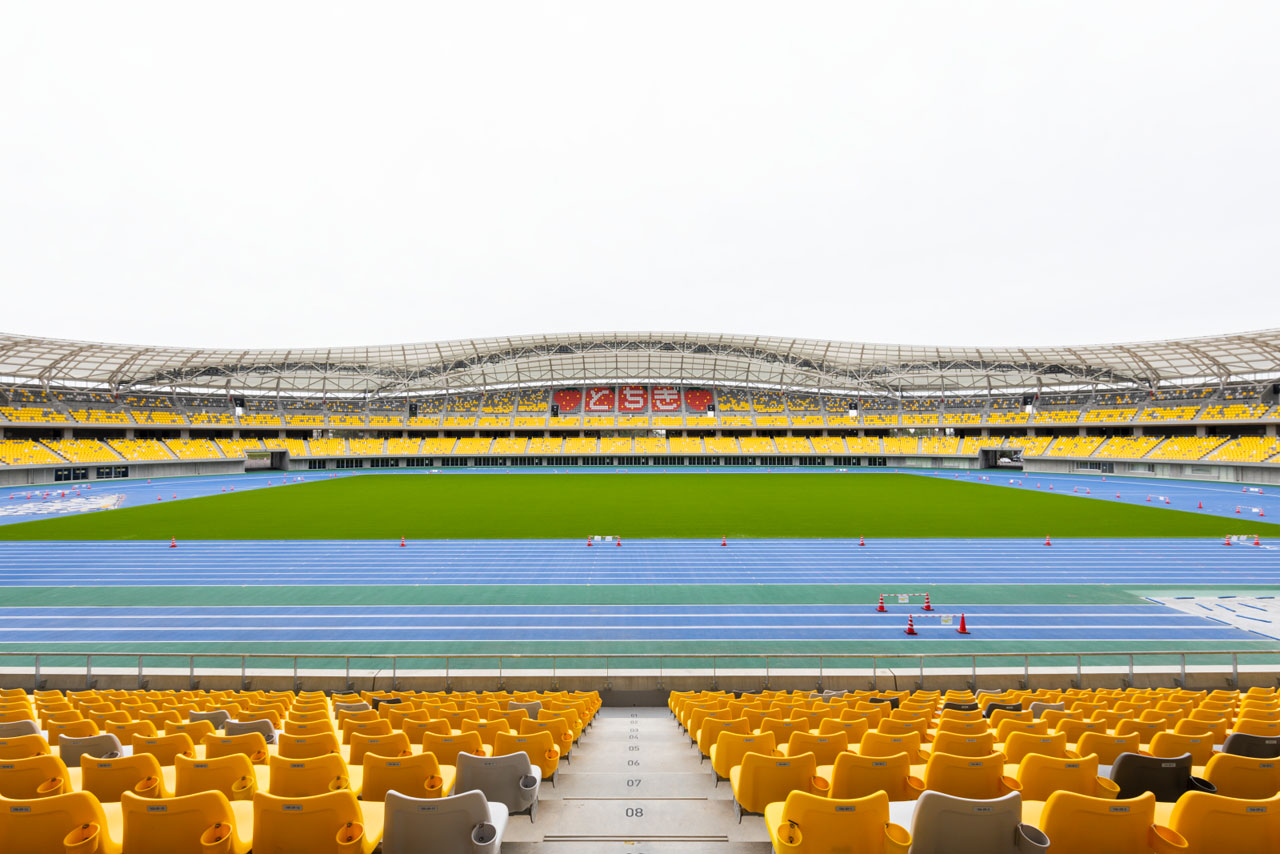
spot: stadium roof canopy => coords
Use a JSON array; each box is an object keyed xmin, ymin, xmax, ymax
[{"xmin": 1, "ymin": 330, "xmax": 1278, "ymax": 397}]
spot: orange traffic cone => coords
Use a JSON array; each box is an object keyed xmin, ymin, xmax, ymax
[
  {"xmin": 169, "ymin": 537, "xmax": 177, "ymax": 548},
  {"xmin": 721, "ymin": 536, "xmax": 727, "ymax": 547},
  {"xmin": 1197, "ymin": 501, "xmax": 1203, "ymax": 509},
  {"xmin": 876, "ymin": 594, "xmax": 886, "ymax": 613},
  {"xmin": 922, "ymin": 593, "xmax": 933, "ymax": 612},
  {"xmin": 1237, "ymin": 506, "xmax": 1242, "ymax": 514},
  {"xmin": 1044, "ymin": 535, "xmax": 1052, "ymax": 547},
  {"xmin": 1254, "ymin": 535, "xmax": 1262, "ymax": 546},
  {"xmin": 957, "ymin": 614, "xmax": 970, "ymax": 635},
  {"xmin": 904, "ymin": 615, "xmax": 918, "ymax": 636},
  {"xmin": 1116, "ymin": 493, "xmax": 1121, "ymax": 498},
  {"xmin": 1165, "ymin": 498, "xmax": 1170, "ymax": 505},
  {"xmin": 1224, "ymin": 536, "xmax": 1232, "ymax": 546},
  {"xmin": 172, "ymin": 493, "xmax": 177, "ymax": 500},
  {"xmin": 400, "ymin": 537, "xmax": 406, "ymax": 548},
  {"xmin": 859, "ymin": 536, "xmax": 866, "ymax": 547}
]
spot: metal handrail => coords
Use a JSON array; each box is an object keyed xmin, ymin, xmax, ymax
[{"xmin": 2, "ymin": 649, "xmax": 1275, "ymax": 693}]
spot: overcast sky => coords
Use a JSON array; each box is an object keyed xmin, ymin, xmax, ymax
[{"xmin": 2, "ymin": 3, "xmax": 1277, "ymax": 351}]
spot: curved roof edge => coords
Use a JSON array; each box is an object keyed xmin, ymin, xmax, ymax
[{"xmin": 1, "ymin": 329, "xmax": 1278, "ymax": 396}]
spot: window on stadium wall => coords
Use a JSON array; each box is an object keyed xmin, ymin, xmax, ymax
[{"xmin": 307, "ymin": 460, "xmax": 327, "ymax": 470}]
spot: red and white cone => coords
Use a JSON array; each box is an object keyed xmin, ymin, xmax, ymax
[
  {"xmin": 876, "ymin": 594, "xmax": 886, "ymax": 613},
  {"xmin": 957, "ymin": 614, "xmax": 971, "ymax": 635},
  {"xmin": 904, "ymin": 615, "xmax": 918, "ymax": 636},
  {"xmin": 1224, "ymin": 535, "xmax": 1232, "ymax": 547},
  {"xmin": 1164, "ymin": 498, "xmax": 1170, "ymax": 505},
  {"xmin": 721, "ymin": 536, "xmax": 727, "ymax": 547},
  {"xmin": 1197, "ymin": 501, "xmax": 1203, "ymax": 509},
  {"xmin": 1254, "ymin": 535, "xmax": 1262, "ymax": 547},
  {"xmin": 1044, "ymin": 535, "xmax": 1052, "ymax": 547},
  {"xmin": 616, "ymin": 537, "xmax": 622, "ymax": 547},
  {"xmin": 922, "ymin": 593, "xmax": 933, "ymax": 612},
  {"xmin": 400, "ymin": 536, "xmax": 406, "ymax": 548},
  {"xmin": 859, "ymin": 536, "xmax": 866, "ymax": 547},
  {"xmin": 1116, "ymin": 493, "xmax": 1121, "ymax": 499},
  {"xmin": 1236, "ymin": 506, "xmax": 1242, "ymax": 514},
  {"xmin": 169, "ymin": 537, "xmax": 177, "ymax": 549},
  {"xmin": 586, "ymin": 537, "xmax": 592, "ymax": 548}
]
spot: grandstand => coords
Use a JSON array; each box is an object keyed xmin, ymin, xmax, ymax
[{"xmin": 0, "ymin": 330, "xmax": 1277, "ymax": 487}]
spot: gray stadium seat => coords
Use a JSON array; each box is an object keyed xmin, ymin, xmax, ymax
[
  {"xmin": 59, "ymin": 733, "xmax": 122, "ymax": 768},
  {"xmin": 455, "ymin": 751, "xmax": 541, "ymax": 821},
  {"xmin": 1109, "ymin": 752, "xmax": 1216, "ymax": 801},
  {"xmin": 0, "ymin": 720, "xmax": 40, "ymax": 738},
  {"xmin": 381, "ymin": 789, "xmax": 508, "ymax": 854},
  {"xmin": 225, "ymin": 718, "xmax": 276, "ymax": 744},
  {"xmin": 1223, "ymin": 732, "xmax": 1280, "ymax": 759},
  {"xmin": 189, "ymin": 710, "xmax": 231, "ymax": 730},
  {"xmin": 908, "ymin": 790, "xmax": 1049, "ymax": 853}
]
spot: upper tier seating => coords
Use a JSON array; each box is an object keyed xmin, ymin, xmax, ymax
[
  {"xmin": 2, "ymin": 406, "xmax": 68, "ymax": 423},
  {"xmin": 1139, "ymin": 405, "xmax": 1203, "ymax": 422}
]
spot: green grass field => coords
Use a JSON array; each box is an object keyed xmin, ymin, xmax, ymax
[{"xmin": 4, "ymin": 472, "xmax": 1276, "ymax": 539}]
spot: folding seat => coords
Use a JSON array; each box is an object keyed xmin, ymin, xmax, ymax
[
  {"xmin": 140, "ymin": 709, "xmax": 182, "ymax": 730},
  {"xmin": 0, "ymin": 790, "xmax": 123, "ymax": 854},
  {"xmin": 1038, "ymin": 790, "xmax": 1185, "ymax": 853},
  {"xmin": 1057, "ymin": 718, "xmax": 1106, "ymax": 745},
  {"xmin": 0, "ymin": 720, "xmax": 41, "ymax": 739},
  {"xmin": 1234, "ymin": 718, "xmax": 1280, "ymax": 739},
  {"xmin": 287, "ymin": 709, "xmax": 330, "ymax": 724},
  {"xmin": 402, "ymin": 718, "xmax": 451, "ymax": 743},
  {"xmin": 454, "ymin": 751, "xmax": 540, "ymax": 820},
  {"xmin": 996, "ymin": 718, "xmax": 1049, "ymax": 741},
  {"xmin": 1116, "ymin": 718, "xmax": 1168, "ymax": 746},
  {"xmin": 102, "ymin": 719, "xmax": 157, "ymax": 743},
  {"xmin": 765, "ymin": 789, "xmax": 912, "ymax": 853},
  {"xmin": 686, "ymin": 705, "xmax": 727, "ymax": 742},
  {"xmin": 166, "ymin": 720, "xmax": 217, "ymax": 742},
  {"xmin": 131, "ymin": 732, "xmax": 196, "ymax": 766},
  {"xmin": 940, "ymin": 702, "xmax": 981, "ymax": 715},
  {"xmin": 1091, "ymin": 709, "xmax": 1129, "ymax": 730},
  {"xmin": 460, "ymin": 719, "xmax": 511, "ymax": 753},
  {"xmin": 333, "ymin": 701, "xmax": 371, "ymax": 714},
  {"xmin": 697, "ymin": 717, "xmax": 749, "ymax": 759},
  {"xmin": 1168, "ymin": 790, "xmax": 1280, "ymax": 853},
  {"xmin": 423, "ymin": 730, "xmax": 490, "ymax": 767},
  {"xmin": 710, "ymin": 731, "xmax": 777, "ymax": 784},
  {"xmin": 59, "ymin": 733, "xmax": 123, "ymax": 768},
  {"xmin": 119, "ymin": 789, "xmax": 251, "ymax": 853},
  {"xmin": 779, "ymin": 730, "xmax": 848, "ymax": 766},
  {"xmin": 508, "ymin": 700, "xmax": 541, "ymax": 718},
  {"xmin": 847, "ymin": 704, "xmax": 885, "ymax": 727},
  {"xmin": 931, "ymin": 731, "xmax": 996, "ymax": 758},
  {"xmin": 1173, "ymin": 716, "xmax": 1227, "ymax": 742},
  {"xmin": 47, "ymin": 719, "xmax": 98, "ymax": 746},
  {"xmin": 1003, "ymin": 731, "xmax": 1074, "ymax": 764},
  {"xmin": 203, "ymin": 732, "xmax": 269, "ymax": 764},
  {"xmin": 341, "ymin": 718, "xmax": 392, "ymax": 745},
  {"xmin": 730, "ymin": 750, "xmax": 823, "ymax": 821},
  {"xmin": 188, "ymin": 709, "xmax": 231, "ymax": 729},
  {"xmin": 859, "ymin": 730, "xmax": 927, "ymax": 763},
  {"xmin": 984, "ymin": 702, "xmax": 1025, "ymax": 719},
  {"xmin": 174, "ymin": 752, "xmax": 261, "ymax": 799},
  {"xmin": 1029, "ymin": 701, "xmax": 1065, "ymax": 720},
  {"xmin": 251, "ymin": 789, "xmax": 382, "ymax": 854},
  {"xmin": 1110, "ymin": 752, "xmax": 1216, "ymax": 801},
  {"xmin": 540, "ymin": 707, "xmax": 583, "ymax": 743},
  {"xmin": 813, "ymin": 716, "xmax": 868, "ymax": 740},
  {"xmin": 907, "ymin": 790, "xmax": 1048, "ymax": 853},
  {"xmin": 1203, "ymin": 753, "xmax": 1280, "ymax": 799},
  {"xmin": 267, "ymin": 753, "xmax": 353, "ymax": 798},
  {"xmin": 0, "ymin": 753, "xmax": 73, "ymax": 798},
  {"xmin": 283, "ymin": 719, "xmax": 335, "ymax": 738},
  {"xmin": 337, "ymin": 708, "xmax": 379, "ymax": 727},
  {"xmin": 922, "ymin": 752, "xmax": 1020, "ymax": 800},
  {"xmin": 1077, "ymin": 731, "xmax": 1142, "ymax": 766},
  {"xmin": 492, "ymin": 730, "xmax": 561, "ymax": 785},
  {"xmin": 223, "ymin": 718, "xmax": 276, "ymax": 744},
  {"xmin": 1224, "ymin": 732, "xmax": 1280, "ymax": 759},
  {"xmin": 80, "ymin": 753, "xmax": 171, "ymax": 801},
  {"xmin": 380, "ymin": 788, "xmax": 506, "ymax": 854},
  {"xmin": 360, "ymin": 751, "xmax": 456, "ymax": 802},
  {"xmin": 0, "ymin": 734, "xmax": 49, "ymax": 759},
  {"xmin": 276, "ymin": 731, "xmax": 342, "ymax": 759},
  {"xmin": 1016, "ymin": 752, "xmax": 1120, "ymax": 800},
  {"xmin": 788, "ymin": 707, "xmax": 830, "ymax": 730},
  {"xmin": 878, "ymin": 716, "xmax": 930, "ymax": 743},
  {"xmin": 348, "ymin": 731, "xmax": 412, "ymax": 766},
  {"xmin": 517, "ymin": 718, "xmax": 571, "ymax": 760},
  {"xmin": 1148, "ymin": 732, "xmax": 1216, "ymax": 766}
]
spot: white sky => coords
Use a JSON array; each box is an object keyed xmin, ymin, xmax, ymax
[{"xmin": 2, "ymin": 2, "xmax": 1277, "ymax": 351}]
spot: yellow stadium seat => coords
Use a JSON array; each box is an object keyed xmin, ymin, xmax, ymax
[
  {"xmin": 203, "ymin": 732, "xmax": 269, "ymax": 764},
  {"xmin": 730, "ymin": 751, "xmax": 823, "ymax": 819},
  {"xmin": 250, "ymin": 790, "xmax": 382, "ymax": 854},
  {"xmin": 1076, "ymin": 731, "xmax": 1142, "ymax": 765},
  {"xmin": 779, "ymin": 731, "xmax": 849, "ymax": 766},
  {"xmin": 1203, "ymin": 753, "xmax": 1280, "ymax": 799},
  {"xmin": 1037, "ymin": 791, "xmax": 1185, "ymax": 854},
  {"xmin": 921, "ymin": 752, "xmax": 1019, "ymax": 800},
  {"xmin": 764, "ymin": 789, "xmax": 911, "ymax": 854},
  {"xmin": 80, "ymin": 753, "xmax": 170, "ymax": 802},
  {"xmin": 119, "ymin": 789, "xmax": 251, "ymax": 854},
  {"xmin": 493, "ymin": 730, "xmax": 560, "ymax": 783},
  {"xmin": 930, "ymin": 731, "xmax": 996, "ymax": 758},
  {"xmin": 820, "ymin": 750, "xmax": 923, "ymax": 802},
  {"xmin": 1002, "ymin": 731, "xmax": 1075, "ymax": 764},
  {"xmin": 422, "ymin": 731, "xmax": 489, "ymax": 767},
  {"xmin": 0, "ymin": 791, "xmax": 123, "ymax": 854},
  {"xmin": 710, "ymin": 731, "xmax": 777, "ymax": 783},
  {"xmin": 359, "ymin": 751, "xmax": 455, "ymax": 802},
  {"xmin": 347, "ymin": 732, "xmax": 412, "ymax": 766},
  {"xmin": 860, "ymin": 730, "xmax": 927, "ymax": 763},
  {"xmin": 131, "ymin": 733, "xmax": 195, "ymax": 766},
  {"xmin": 1016, "ymin": 752, "xmax": 1120, "ymax": 801},
  {"xmin": 267, "ymin": 753, "xmax": 352, "ymax": 798},
  {"xmin": 1167, "ymin": 791, "xmax": 1280, "ymax": 854},
  {"xmin": 0, "ymin": 753, "xmax": 73, "ymax": 798},
  {"xmin": 174, "ymin": 753, "xmax": 260, "ymax": 800}
]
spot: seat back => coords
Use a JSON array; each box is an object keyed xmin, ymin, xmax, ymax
[
  {"xmin": 859, "ymin": 730, "xmax": 925, "ymax": 762},
  {"xmin": 1041, "ymin": 791, "xmax": 1184, "ymax": 853},
  {"xmin": 455, "ymin": 751, "xmax": 539, "ymax": 814},
  {"xmin": 0, "ymin": 734, "xmax": 49, "ymax": 760},
  {"xmin": 131, "ymin": 732, "xmax": 195, "ymax": 766},
  {"xmin": 360, "ymin": 751, "xmax": 449, "ymax": 802},
  {"xmin": 0, "ymin": 791, "xmax": 114, "ymax": 853},
  {"xmin": 1003, "ymin": 731, "xmax": 1070, "ymax": 764},
  {"xmin": 697, "ymin": 717, "xmax": 749, "ymax": 757},
  {"xmin": 1016, "ymin": 753, "xmax": 1118, "ymax": 801},
  {"xmin": 203, "ymin": 732, "xmax": 268, "ymax": 763},
  {"xmin": 784, "ymin": 731, "xmax": 848, "ymax": 766},
  {"xmin": 908, "ymin": 790, "xmax": 1047, "ymax": 854},
  {"xmin": 267, "ymin": 753, "xmax": 351, "ymax": 798},
  {"xmin": 923, "ymin": 752, "xmax": 1017, "ymax": 800},
  {"xmin": 1224, "ymin": 733, "xmax": 1280, "ymax": 759},
  {"xmin": 174, "ymin": 752, "xmax": 257, "ymax": 799},
  {"xmin": 460, "ymin": 719, "xmax": 511, "ymax": 751},
  {"xmin": 1168, "ymin": 790, "xmax": 1280, "ymax": 853},
  {"xmin": 424, "ymin": 731, "xmax": 486, "ymax": 766},
  {"xmin": 276, "ymin": 731, "xmax": 342, "ymax": 759},
  {"xmin": 81, "ymin": 752, "xmax": 165, "ymax": 802},
  {"xmin": 1110, "ymin": 752, "xmax": 1212, "ymax": 802},
  {"xmin": 120, "ymin": 788, "xmax": 242, "ymax": 854},
  {"xmin": 0, "ymin": 720, "xmax": 41, "ymax": 739},
  {"xmin": 771, "ymin": 789, "xmax": 909, "ymax": 852},
  {"xmin": 734, "ymin": 751, "xmax": 819, "ymax": 815},
  {"xmin": 1149, "ymin": 732, "xmax": 1215, "ymax": 766},
  {"xmin": 382, "ymin": 789, "xmax": 502, "ymax": 854},
  {"xmin": 251, "ymin": 790, "xmax": 367, "ymax": 854},
  {"xmin": 188, "ymin": 709, "xmax": 230, "ymax": 729},
  {"xmin": 58, "ymin": 733, "xmax": 123, "ymax": 768},
  {"xmin": 1203, "ymin": 753, "xmax": 1280, "ymax": 800},
  {"xmin": 711, "ymin": 731, "xmax": 776, "ymax": 780},
  {"xmin": 46, "ymin": 719, "xmax": 98, "ymax": 746},
  {"xmin": 931, "ymin": 731, "xmax": 995, "ymax": 758},
  {"xmin": 1076, "ymin": 731, "xmax": 1142, "ymax": 765},
  {"xmin": 225, "ymin": 718, "xmax": 276, "ymax": 744},
  {"xmin": 348, "ymin": 732, "xmax": 412, "ymax": 766},
  {"xmin": 0, "ymin": 754, "xmax": 72, "ymax": 799}
]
